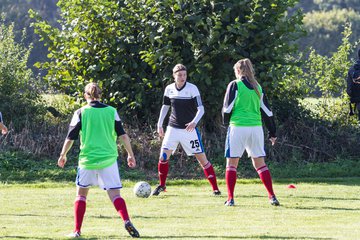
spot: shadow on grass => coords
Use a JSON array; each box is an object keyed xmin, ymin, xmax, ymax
[
  {"xmin": 141, "ymin": 235, "xmax": 335, "ymax": 239},
  {"xmin": 290, "ymin": 206, "xmax": 360, "ymax": 211},
  {"xmin": 274, "ymin": 177, "xmax": 360, "ymax": 186},
  {"xmin": 296, "ymin": 196, "xmax": 360, "ymax": 201}
]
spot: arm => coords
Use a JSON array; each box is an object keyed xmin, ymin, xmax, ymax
[
  {"xmin": 118, "ymin": 134, "xmax": 136, "ymax": 168},
  {"xmin": 0, "ymin": 112, "xmax": 8, "ymax": 135},
  {"xmin": 157, "ymin": 105, "xmax": 170, "ymax": 137},
  {"xmin": 115, "ymin": 111, "xmax": 136, "ymax": 168},
  {"xmin": 58, "ymin": 109, "xmax": 81, "ymax": 168},
  {"xmin": 346, "ymin": 68, "xmax": 353, "ymax": 96},
  {"xmin": 157, "ymin": 89, "xmax": 171, "ymax": 136},
  {"xmin": 0, "ymin": 122, "xmax": 8, "ymax": 135},
  {"xmin": 58, "ymin": 139, "xmax": 74, "ymax": 168},
  {"xmin": 260, "ymin": 93, "xmax": 277, "ymax": 145},
  {"xmin": 222, "ymin": 81, "xmax": 238, "ymax": 126}
]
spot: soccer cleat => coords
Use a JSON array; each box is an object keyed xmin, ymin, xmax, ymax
[
  {"xmin": 125, "ymin": 221, "xmax": 140, "ymax": 238},
  {"xmin": 270, "ymin": 196, "xmax": 280, "ymax": 206},
  {"xmin": 151, "ymin": 185, "xmax": 166, "ymax": 196},
  {"xmin": 224, "ymin": 199, "xmax": 235, "ymax": 206},
  {"xmin": 66, "ymin": 231, "xmax": 81, "ymax": 238},
  {"xmin": 213, "ymin": 190, "xmax": 221, "ymax": 196}
]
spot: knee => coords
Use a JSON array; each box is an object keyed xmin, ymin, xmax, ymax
[{"xmin": 159, "ymin": 152, "xmax": 169, "ymax": 162}]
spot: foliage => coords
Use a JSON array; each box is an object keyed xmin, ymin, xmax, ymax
[
  {"xmin": 300, "ymin": 23, "xmax": 359, "ymax": 126},
  {"xmin": 0, "ymin": 20, "xmax": 44, "ymax": 130},
  {"xmin": 0, "ymin": 0, "xmax": 59, "ymax": 72},
  {"xmin": 314, "ymin": 0, "xmax": 360, "ymax": 12},
  {"xmin": 30, "ymin": 0, "xmax": 161, "ymax": 123},
  {"xmin": 301, "ymin": 8, "xmax": 360, "ymax": 56},
  {"xmin": 30, "ymin": 0, "xmax": 305, "ymax": 127}
]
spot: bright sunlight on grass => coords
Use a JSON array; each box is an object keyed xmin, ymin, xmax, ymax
[{"xmin": 1, "ymin": 179, "xmax": 359, "ymax": 239}]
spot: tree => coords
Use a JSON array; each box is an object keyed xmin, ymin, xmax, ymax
[
  {"xmin": 0, "ymin": 20, "xmax": 43, "ymax": 129},
  {"xmin": 301, "ymin": 8, "xmax": 360, "ymax": 56},
  {"xmin": 0, "ymin": 0, "xmax": 59, "ymax": 72},
  {"xmin": 31, "ymin": 0, "xmax": 305, "ymax": 128}
]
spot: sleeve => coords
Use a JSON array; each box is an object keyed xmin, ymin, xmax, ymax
[
  {"xmin": 222, "ymin": 81, "xmax": 238, "ymax": 126},
  {"xmin": 163, "ymin": 86, "xmax": 171, "ymax": 106},
  {"xmin": 260, "ymin": 92, "xmax": 276, "ymax": 138},
  {"xmin": 66, "ymin": 109, "xmax": 82, "ymax": 140},
  {"xmin": 191, "ymin": 86, "xmax": 204, "ymax": 124},
  {"xmin": 346, "ymin": 68, "xmax": 353, "ymax": 96},
  {"xmin": 0, "ymin": 112, "xmax": 3, "ymax": 123},
  {"xmin": 157, "ymin": 105, "xmax": 170, "ymax": 128},
  {"xmin": 115, "ymin": 111, "xmax": 126, "ymax": 136}
]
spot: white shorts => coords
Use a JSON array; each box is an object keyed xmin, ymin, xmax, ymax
[
  {"xmin": 225, "ymin": 126, "xmax": 266, "ymax": 158},
  {"xmin": 162, "ymin": 126, "xmax": 204, "ymax": 156},
  {"xmin": 75, "ymin": 161, "xmax": 122, "ymax": 190}
]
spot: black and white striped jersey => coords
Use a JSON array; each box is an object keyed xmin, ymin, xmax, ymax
[{"xmin": 162, "ymin": 82, "xmax": 203, "ymax": 129}]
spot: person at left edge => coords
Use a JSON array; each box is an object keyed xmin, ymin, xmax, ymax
[
  {"xmin": 0, "ymin": 112, "xmax": 8, "ymax": 135},
  {"xmin": 57, "ymin": 82, "xmax": 140, "ymax": 238}
]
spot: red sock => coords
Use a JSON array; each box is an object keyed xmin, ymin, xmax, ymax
[
  {"xmin": 74, "ymin": 196, "xmax": 86, "ymax": 233},
  {"xmin": 113, "ymin": 195, "xmax": 129, "ymax": 222},
  {"xmin": 158, "ymin": 160, "xmax": 169, "ymax": 187},
  {"xmin": 203, "ymin": 162, "xmax": 219, "ymax": 191},
  {"xmin": 226, "ymin": 166, "xmax": 237, "ymax": 200},
  {"xmin": 256, "ymin": 165, "xmax": 275, "ymax": 198}
]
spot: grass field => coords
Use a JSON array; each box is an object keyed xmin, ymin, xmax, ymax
[{"xmin": 1, "ymin": 179, "xmax": 360, "ymax": 239}]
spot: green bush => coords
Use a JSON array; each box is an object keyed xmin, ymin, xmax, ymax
[
  {"xmin": 30, "ymin": 0, "xmax": 305, "ymax": 128},
  {"xmin": 0, "ymin": 20, "xmax": 44, "ymax": 130}
]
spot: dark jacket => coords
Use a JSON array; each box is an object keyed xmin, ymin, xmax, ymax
[{"xmin": 346, "ymin": 60, "xmax": 360, "ymax": 97}]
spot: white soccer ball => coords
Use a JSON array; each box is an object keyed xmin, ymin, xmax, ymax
[{"xmin": 133, "ymin": 181, "xmax": 151, "ymax": 198}]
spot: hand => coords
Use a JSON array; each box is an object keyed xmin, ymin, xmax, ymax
[
  {"xmin": 57, "ymin": 154, "xmax": 67, "ymax": 168},
  {"xmin": 127, "ymin": 155, "xmax": 136, "ymax": 168},
  {"xmin": 185, "ymin": 122, "xmax": 196, "ymax": 132},
  {"xmin": 1, "ymin": 127, "xmax": 8, "ymax": 135},
  {"xmin": 269, "ymin": 137, "xmax": 277, "ymax": 146},
  {"xmin": 157, "ymin": 126, "xmax": 164, "ymax": 137}
]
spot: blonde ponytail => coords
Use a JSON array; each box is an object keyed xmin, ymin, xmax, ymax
[{"xmin": 233, "ymin": 58, "xmax": 260, "ymax": 98}]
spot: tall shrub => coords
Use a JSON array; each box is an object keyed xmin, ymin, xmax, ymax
[{"xmin": 0, "ymin": 20, "xmax": 42, "ymax": 130}]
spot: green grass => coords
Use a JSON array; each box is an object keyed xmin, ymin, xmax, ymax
[{"xmin": 1, "ymin": 179, "xmax": 360, "ymax": 239}]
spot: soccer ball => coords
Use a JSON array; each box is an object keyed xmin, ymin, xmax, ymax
[{"xmin": 133, "ymin": 181, "xmax": 151, "ymax": 198}]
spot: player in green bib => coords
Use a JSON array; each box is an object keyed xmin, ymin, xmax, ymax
[
  {"xmin": 58, "ymin": 83, "xmax": 140, "ymax": 238},
  {"xmin": 222, "ymin": 58, "xmax": 279, "ymax": 207}
]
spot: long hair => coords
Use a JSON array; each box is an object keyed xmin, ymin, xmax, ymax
[
  {"xmin": 84, "ymin": 82, "xmax": 102, "ymax": 99},
  {"xmin": 233, "ymin": 58, "xmax": 260, "ymax": 98}
]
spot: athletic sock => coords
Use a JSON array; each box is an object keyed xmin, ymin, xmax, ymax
[
  {"xmin": 256, "ymin": 165, "xmax": 275, "ymax": 198},
  {"xmin": 158, "ymin": 160, "xmax": 169, "ymax": 187},
  {"xmin": 113, "ymin": 195, "xmax": 129, "ymax": 222},
  {"xmin": 226, "ymin": 166, "xmax": 237, "ymax": 200},
  {"xmin": 203, "ymin": 162, "xmax": 219, "ymax": 191},
  {"xmin": 74, "ymin": 195, "xmax": 86, "ymax": 233}
]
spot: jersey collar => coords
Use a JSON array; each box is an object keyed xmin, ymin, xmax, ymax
[{"xmin": 175, "ymin": 82, "xmax": 187, "ymax": 91}]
